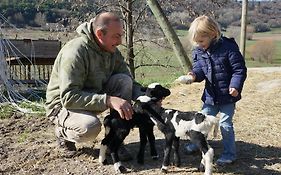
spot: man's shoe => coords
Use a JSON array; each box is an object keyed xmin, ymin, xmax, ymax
[
  {"xmin": 55, "ymin": 127, "xmax": 77, "ymax": 157},
  {"xmin": 184, "ymin": 143, "xmax": 199, "ymax": 155},
  {"xmin": 56, "ymin": 137, "xmax": 77, "ymax": 157},
  {"xmin": 216, "ymin": 157, "xmax": 235, "ymax": 166},
  {"xmin": 118, "ymin": 144, "xmax": 133, "ymax": 161}
]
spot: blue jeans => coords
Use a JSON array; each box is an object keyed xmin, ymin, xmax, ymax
[{"xmin": 187, "ymin": 103, "xmax": 236, "ymax": 161}]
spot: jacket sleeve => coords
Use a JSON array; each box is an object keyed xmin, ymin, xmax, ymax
[
  {"xmin": 58, "ymin": 47, "xmax": 108, "ymax": 112},
  {"xmin": 192, "ymin": 51, "xmax": 205, "ymax": 82},
  {"xmin": 113, "ymin": 50, "xmax": 132, "ymax": 76},
  {"xmin": 228, "ymin": 44, "xmax": 247, "ymax": 92},
  {"xmin": 113, "ymin": 50, "xmax": 145, "ymax": 100}
]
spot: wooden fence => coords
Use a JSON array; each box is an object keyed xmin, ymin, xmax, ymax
[{"xmin": 4, "ymin": 39, "xmax": 61, "ymax": 85}]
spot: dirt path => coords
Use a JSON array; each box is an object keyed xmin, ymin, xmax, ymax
[{"xmin": 1, "ymin": 67, "xmax": 281, "ymax": 175}]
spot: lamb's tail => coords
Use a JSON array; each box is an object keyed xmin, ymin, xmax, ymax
[{"xmin": 205, "ymin": 115, "xmax": 219, "ymax": 139}]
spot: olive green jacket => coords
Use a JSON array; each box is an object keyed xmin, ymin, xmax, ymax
[{"xmin": 45, "ymin": 22, "xmax": 139, "ymax": 116}]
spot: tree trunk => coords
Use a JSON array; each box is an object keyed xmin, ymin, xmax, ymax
[
  {"xmin": 125, "ymin": 0, "xmax": 136, "ymax": 78},
  {"xmin": 146, "ymin": 0, "xmax": 192, "ymax": 72}
]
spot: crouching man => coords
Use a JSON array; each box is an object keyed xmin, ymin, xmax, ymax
[{"xmin": 45, "ymin": 12, "xmax": 143, "ymax": 159}]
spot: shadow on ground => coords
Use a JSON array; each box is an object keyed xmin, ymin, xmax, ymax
[{"xmin": 119, "ymin": 139, "xmax": 281, "ymax": 175}]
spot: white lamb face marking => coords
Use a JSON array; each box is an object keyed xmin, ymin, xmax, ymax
[
  {"xmin": 171, "ymin": 111, "xmax": 193, "ymax": 137},
  {"xmin": 148, "ymin": 82, "xmax": 160, "ymax": 89},
  {"xmin": 137, "ymin": 95, "xmax": 151, "ymax": 103},
  {"xmin": 165, "ymin": 109, "xmax": 172, "ymax": 114}
]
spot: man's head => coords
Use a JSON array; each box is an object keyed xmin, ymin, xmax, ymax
[{"xmin": 91, "ymin": 12, "xmax": 123, "ymax": 53}]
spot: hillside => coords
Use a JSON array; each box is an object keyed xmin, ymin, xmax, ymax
[{"xmin": 0, "ymin": 0, "xmax": 280, "ymax": 33}]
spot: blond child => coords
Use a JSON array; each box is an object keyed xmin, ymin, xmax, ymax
[{"xmin": 184, "ymin": 15, "xmax": 247, "ymax": 166}]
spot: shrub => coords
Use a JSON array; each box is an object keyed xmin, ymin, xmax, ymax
[
  {"xmin": 249, "ymin": 40, "xmax": 276, "ymax": 63},
  {"xmin": 246, "ymin": 26, "xmax": 255, "ymax": 40},
  {"xmin": 254, "ymin": 23, "xmax": 271, "ymax": 32}
]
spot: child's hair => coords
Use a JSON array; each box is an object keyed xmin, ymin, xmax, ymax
[{"xmin": 188, "ymin": 15, "xmax": 221, "ymax": 46}]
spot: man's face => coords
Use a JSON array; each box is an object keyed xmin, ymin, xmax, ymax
[
  {"xmin": 195, "ymin": 35, "xmax": 213, "ymax": 50},
  {"xmin": 98, "ymin": 21, "xmax": 123, "ymax": 53}
]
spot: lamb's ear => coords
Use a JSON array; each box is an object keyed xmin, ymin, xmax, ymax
[
  {"xmin": 132, "ymin": 101, "xmax": 144, "ymax": 113},
  {"xmin": 141, "ymin": 87, "xmax": 147, "ymax": 92},
  {"xmin": 164, "ymin": 88, "xmax": 171, "ymax": 97}
]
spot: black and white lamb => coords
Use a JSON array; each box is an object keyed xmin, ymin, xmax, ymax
[
  {"xmin": 142, "ymin": 95, "xmax": 218, "ymax": 175},
  {"xmin": 98, "ymin": 83, "xmax": 171, "ymax": 173}
]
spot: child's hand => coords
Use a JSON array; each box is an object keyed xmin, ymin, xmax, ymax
[
  {"xmin": 229, "ymin": 88, "xmax": 239, "ymax": 97},
  {"xmin": 175, "ymin": 73, "xmax": 195, "ymax": 84}
]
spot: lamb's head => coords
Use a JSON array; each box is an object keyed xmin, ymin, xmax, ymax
[
  {"xmin": 143, "ymin": 83, "xmax": 171, "ymax": 101},
  {"xmin": 134, "ymin": 83, "xmax": 170, "ymax": 113}
]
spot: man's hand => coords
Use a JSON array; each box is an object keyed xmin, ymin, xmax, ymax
[
  {"xmin": 229, "ymin": 88, "xmax": 239, "ymax": 97},
  {"xmin": 106, "ymin": 96, "xmax": 133, "ymax": 120}
]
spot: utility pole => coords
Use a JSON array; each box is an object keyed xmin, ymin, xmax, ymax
[
  {"xmin": 147, "ymin": 0, "xmax": 192, "ymax": 72},
  {"xmin": 240, "ymin": 0, "xmax": 248, "ymax": 57}
]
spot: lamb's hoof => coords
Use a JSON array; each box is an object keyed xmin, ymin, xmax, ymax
[
  {"xmin": 174, "ymin": 162, "xmax": 181, "ymax": 167},
  {"xmin": 100, "ymin": 159, "xmax": 108, "ymax": 165},
  {"xmin": 118, "ymin": 165, "xmax": 127, "ymax": 173},
  {"xmin": 170, "ymin": 160, "xmax": 180, "ymax": 167},
  {"xmin": 151, "ymin": 155, "xmax": 159, "ymax": 160},
  {"xmin": 161, "ymin": 166, "xmax": 168, "ymax": 173},
  {"xmin": 198, "ymin": 163, "xmax": 205, "ymax": 172},
  {"xmin": 137, "ymin": 158, "xmax": 144, "ymax": 164}
]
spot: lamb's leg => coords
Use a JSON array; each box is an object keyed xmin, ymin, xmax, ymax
[
  {"xmin": 202, "ymin": 147, "xmax": 214, "ymax": 175},
  {"xmin": 137, "ymin": 127, "xmax": 148, "ymax": 164},
  {"xmin": 147, "ymin": 125, "xmax": 158, "ymax": 160},
  {"xmin": 161, "ymin": 132, "xmax": 174, "ymax": 173},
  {"xmin": 190, "ymin": 130, "xmax": 213, "ymax": 175},
  {"xmin": 109, "ymin": 133, "xmax": 128, "ymax": 174},
  {"xmin": 99, "ymin": 141, "xmax": 108, "ymax": 165},
  {"xmin": 172, "ymin": 136, "xmax": 181, "ymax": 167},
  {"xmin": 99, "ymin": 126, "xmax": 112, "ymax": 165}
]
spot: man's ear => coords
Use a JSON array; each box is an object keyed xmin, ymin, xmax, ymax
[{"xmin": 96, "ymin": 29, "xmax": 103, "ymax": 39}]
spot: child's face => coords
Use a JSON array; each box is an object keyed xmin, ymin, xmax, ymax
[{"xmin": 194, "ymin": 35, "xmax": 214, "ymax": 50}]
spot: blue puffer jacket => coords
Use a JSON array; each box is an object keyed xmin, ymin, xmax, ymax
[{"xmin": 192, "ymin": 36, "xmax": 247, "ymax": 105}]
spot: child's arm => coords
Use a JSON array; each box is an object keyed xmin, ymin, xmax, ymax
[
  {"xmin": 175, "ymin": 72, "xmax": 195, "ymax": 84},
  {"xmin": 192, "ymin": 53, "xmax": 205, "ymax": 82},
  {"xmin": 228, "ymin": 45, "xmax": 247, "ymax": 93}
]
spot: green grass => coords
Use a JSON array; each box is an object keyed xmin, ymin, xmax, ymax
[
  {"xmin": 0, "ymin": 101, "xmax": 45, "ymax": 119},
  {"xmin": 18, "ymin": 130, "xmax": 30, "ymax": 143},
  {"xmin": 274, "ymin": 40, "xmax": 281, "ymax": 64},
  {"xmin": 176, "ymin": 29, "xmax": 188, "ymax": 37},
  {"xmin": 0, "ymin": 104, "xmax": 16, "ymax": 119}
]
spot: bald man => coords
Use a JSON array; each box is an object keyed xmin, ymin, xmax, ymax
[{"xmin": 46, "ymin": 12, "xmax": 143, "ymax": 159}]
